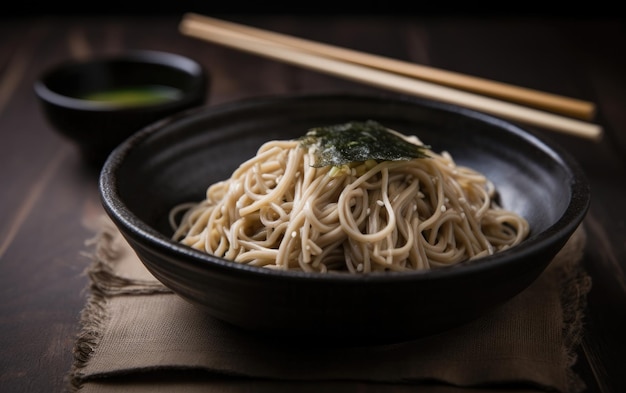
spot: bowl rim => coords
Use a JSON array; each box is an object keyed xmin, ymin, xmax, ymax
[
  {"xmin": 100, "ymin": 92, "xmax": 591, "ymax": 283},
  {"xmin": 34, "ymin": 49, "xmax": 207, "ymax": 113}
]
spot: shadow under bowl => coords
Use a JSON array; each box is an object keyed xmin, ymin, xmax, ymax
[
  {"xmin": 34, "ymin": 50, "xmax": 208, "ymax": 167},
  {"xmin": 100, "ymin": 93, "xmax": 590, "ymax": 345}
]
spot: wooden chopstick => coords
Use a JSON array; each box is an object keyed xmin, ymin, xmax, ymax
[
  {"xmin": 179, "ymin": 13, "xmax": 603, "ymax": 141},
  {"xmin": 182, "ymin": 14, "xmax": 596, "ymax": 121}
]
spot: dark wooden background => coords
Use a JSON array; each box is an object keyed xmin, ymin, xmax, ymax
[{"xmin": 1, "ymin": 10, "xmax": 625, "ymax": 393}]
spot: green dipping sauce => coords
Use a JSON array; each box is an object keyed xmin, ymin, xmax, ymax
[{"xmin": 81, "ymin": 85, "xmax": 182, "ymax": 106}]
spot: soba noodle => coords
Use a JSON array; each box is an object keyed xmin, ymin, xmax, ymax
[{"xmin": 169, "ymin": 124, "xmax": 529, "ymax": 273}]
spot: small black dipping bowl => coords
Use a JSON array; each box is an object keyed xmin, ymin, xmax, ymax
[{"xmin": 34, "ymin": 50, "xmax": 208, "ymax": 167}]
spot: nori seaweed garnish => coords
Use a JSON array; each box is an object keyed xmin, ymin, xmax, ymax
[{"xmin": 298, "ymin": 120, "xmax": 430, "ymax": 168}]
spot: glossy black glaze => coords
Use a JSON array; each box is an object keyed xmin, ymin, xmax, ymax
[
  {"xmin": 100, "ymin": 93, "xmax": 590, "ymax": 345},
  {"xmin": 34, "ymin": 50, "xmax": 208, "ymax": 167}
]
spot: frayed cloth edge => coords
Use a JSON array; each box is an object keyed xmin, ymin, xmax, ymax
[
  {"xmin": 560, "ymin": 226, "xmax": 593, "ymax": 393},
  {"xmin": 66, "ymin": 216, "xmax": 170, "ymax": 392}
]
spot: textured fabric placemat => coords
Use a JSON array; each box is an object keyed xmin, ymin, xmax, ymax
[{"xmin": 68, "ymin": 216, "xmax": 591, "ymax": 393}]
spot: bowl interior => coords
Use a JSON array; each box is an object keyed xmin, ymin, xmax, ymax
[
  {"xmin": 37, "ymin": 50, "xmax": 206, "ymax": 111},
  {"xmin": 101, "ymin": 93, "xmax": 590, "ymax": 342},
  {"xmin": 115, "ymin": 94, "xmax": 582, "ymax": 241}
]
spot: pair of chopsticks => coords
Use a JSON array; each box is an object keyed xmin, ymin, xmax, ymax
[{"xmin": 179, "ymin": 13, "xmax": 603, "ymax": 141}]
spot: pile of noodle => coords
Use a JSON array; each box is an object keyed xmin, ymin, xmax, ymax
[{"xmin": 169, "ymin": 133, "xmax": 529, "ymax": 273}]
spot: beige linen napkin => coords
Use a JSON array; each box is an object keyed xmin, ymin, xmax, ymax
[{"xmin": 68, "ymin": 216, "xmax": 591, "ymax": 393}]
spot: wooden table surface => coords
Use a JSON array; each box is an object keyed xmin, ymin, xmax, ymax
[{"xmin": 1, "ymin": 12, "xmax": 624, "ymax": 393}]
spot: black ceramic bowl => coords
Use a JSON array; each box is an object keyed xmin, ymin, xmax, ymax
[
  {"xmin": 34, "ymin": 50, "xmax": 208, "ymax": 167},
  {"xmin": 100, "ymin": 93, "xmax": 590, "ymax": 345}
]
